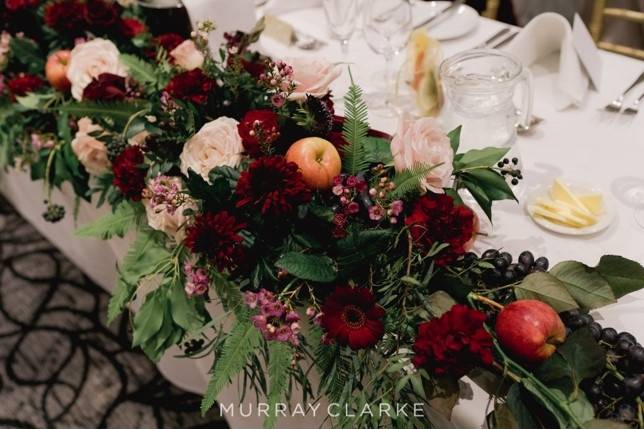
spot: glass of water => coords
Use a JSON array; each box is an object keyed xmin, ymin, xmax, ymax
[{"xmin": 323, "ymin": 0, "xmax": 360, "ymax": 54}]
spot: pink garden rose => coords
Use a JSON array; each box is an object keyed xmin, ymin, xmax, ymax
[
  {"xmin": 144, "ymin": 176, "xmax": 192, "ymax": 241},
  {"xmin": 286, "ymin": 58, "xmax": 341, "ymax": 101},
  {"xmin": 390, "ymin": 114, "xmax": 454, "ymax": 192},
  {"xmin": 71, "ymin": 117, "xmax": 110, "ymax": 176},
  {"xmin": 66, "ymin": 38, "xmax": 127, "ymax": 100},
  {"xmin": 180, "ymin": 117, "xmax": 243, "ymax": 181},
  {"xmin": 170, "ymin": 40, "xmax": 204, "ymax": 71}
]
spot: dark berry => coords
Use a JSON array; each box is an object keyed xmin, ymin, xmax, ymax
[
  {"xmin": 589, "ymin": 322, "xmax": 602, "ymax": 340},
  {"xmin": 518, "ymin": 251, "xmax": 534, "ymax": 267},
  {"xmin": 604, "ymin": 377, "xmax": 624, "ymax": 397},
  {"xmin": 503, "ymin": 269, "xmax": 517, "ymax": 284},
  {"xmin": 493, "ymin": 257, "xmax": 509, "ymax": 270},
  {"xmin": 587, "ymin": 384, "xmax": 602, "ymax": 401},
  {"xmin": 580, "ymin": 313, "xmax": 594, "ymax": 326},
  {"xmin": 42, "ymin": 204, "xmax": 65, "ymax": 223},
  {"xmin": 619, "ymin": 332, "xmax": 637, "ymax": 345},
  {"xmin": 464, "ymin": 252, "xmax": 477, "ymax": 264},
  {"xmin": 629, "ymin": 345, "xmax": 644, "ymax": 366},
  {"xmin": 486, "ymin": 269, "xmax": 504, "ymax": 285},
  {"xmin": 511, "ymin": 157, "xmax": 519, "ymax": 165},
  {"xmin": 497, "ymin": 161, "xmax": 504, "ymax": 168},
  {"xmin": 515, "ymin": 263, "xmax": 529, "ymax": 276},
  {"xmin": 510, "ymin": 178, "xmax": 518, "ymax": 185},
  {"xmin": 565, "ymin": 327, "xmax": 573, "ymax": 337},
  {"xmin": 615, "ymin": 403, "xmax": 636, "ymax": 422},
  {"xmin": 499, "ymin": 252, "xmax": 512, "ymax": 265},
  {"xmin": 617, "ymin": 339, "xmax": 635, "ymax": 354},
  {"xmin": 482, "ymin": 249, "xmax": 499, "ymax": 260},
  {"xmin": 624, "ymin": 376, "xmax": 644, "ymax": 398},
  {"xmin": 601, "ymin": 328, "xmax": 619, "ymax": 344},
  {"xmin": 534, "ymin": 257, "xmax": 549, "ymax": 271},
  {"xmin": 503, "ymin": 158, "xmax": 509, "ymax": 164},
  {"xmin": 560, "ymin": 309, "xmax": 581, "ymax": 322},
  {"xmin": 567, "ymin": 316, "xmax": 586, "ymax": 330}
]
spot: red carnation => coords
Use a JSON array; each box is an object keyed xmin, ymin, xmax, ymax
[
  {"xmin": 154, "ymin": 33, "xmax": 184, "ymax": 52},
  {"xmin": 405, "ymin": 193, "xmax": 475, "ymax": 266},
  {"xmin": 164, "ymin": 69, "xmax": 215, "ymax": 105},
  {"xmin": 412, "ymin": 304, "xmax": 494, "ymax": 377},
  {"xmin": 8, "ymin": 73, "xmax": 44, "ymax": 100},
  {"xmin": 235, "ymin": 155, "xmax": 312, "ymax": 217},
  {"xmin": 184, "ymin": 211, "xmax": 246, "ymax": 272},
  {"xmin": 320, "ymin": 287, "xmax": 385, "ymax": 350},
  {"xmin": 120, "ymin": 17, "xmax": 146, "ymax": 38},
  {"xmin": 44, "ymin": 0, "xmax": 86, "ymax": 34},
  {"xmin": 112, "ymin": 146, "xmax": 147, "ymax": 201},
  {"xmin": 82, "ymin": 73, "xmax": 127, "ymax": 101},
  {"xmin": 5, "ymin": 0, "xmax": 39, "ymax": 12},
  {"xmin": 83, "ymin": 0, "xmax": 121, "ymax": 31},
  {"xmin": 237, "ymin": 110, "xmax": 280, "ymax": 158}
]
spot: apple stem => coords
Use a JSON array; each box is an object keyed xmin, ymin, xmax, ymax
[{"xmin": 470, "ymin": 293, "xmax": 505, "ymax": 311}]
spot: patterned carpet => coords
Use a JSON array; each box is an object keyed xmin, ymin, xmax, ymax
[{"xmin": 0, "ymin": 199, "xmax": 229, "ymax": 429}]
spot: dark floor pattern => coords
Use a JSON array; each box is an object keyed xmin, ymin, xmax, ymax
[{"xmin": 0, "ymin": 198, "xmax": 228, "ymax": 429}]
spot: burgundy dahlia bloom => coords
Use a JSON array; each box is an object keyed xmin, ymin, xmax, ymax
[
  {"xmin": 184, "ymin": 211, "xmax": 246, "ymax": 272},
  {"xmin": 237, "ymin": 109, "xmax": 280, "ymax": 158},
  {"xmin": 164, "ymin": 69, "xmax": 215, "ymax": 105},
  {"xmin": 112, "ymin": 146, "xmax": 147, "ymax": 201},
  {"xmin": 405, "ymin": 193, "xmax": 476, "ymax": 266},
  {"xmin": 412, "ymin": 304, "xmax": 494, "ymax": 377},
  {"xmin": 44, "ymin": 0, "xmax": 86, "ymax": 35},
  {"xmin": 235, "ymin": 155, "xmax": 312, "ymax": 217},
  {"xmin": 119, "ymin": 17, "xmax": 146, "ymax": 38},
  {"xmin": 82, "ymin": 73, "xmax": 127, "ymax": 101},
  {"xmin": 7, "ymin": 73, "xmax": 43, "ymax": 100},
  {"xmin": 5, "ymin": 0, "xmax": 39, "ymax": 12},
  {"xmin": 320, "ymin": 287, "xmax": 385, "ymax": 350},
  {"xmin": 154, "ymin": 33, "xmax": 184, "ymax": 53},
  {"xmin": 83, "ymin": 0, "xmax": 121, "ymax": 31}
]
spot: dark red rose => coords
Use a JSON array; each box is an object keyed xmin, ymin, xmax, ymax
[
  {"xmin": 164, "ymin": 69, "xmax": 215, "ymax": 105},
  {"xmin": 5, "ymin": 0, "xmax": 39, "ymax": 12},
  {"xmin": 119, "ymin": 17, "xmax": 146, "ymax": 38},
  {"xmin": 112, "ymin": 146, "xmax": 147, "ymax": 201},
  {"xmin": 83, "ymin": 0, "xmax": 121, "ymax": 30},
  {"xmin": 235, "ymin": 155, "xmax": 312, "ymax": 218},
  {"xmin": 405, "ymin": 192, "xmax": 476, "ymax": 266},
  {"xmin": 237, "ymin": 110, "xmax": 280, "ymax": 158},
  {"xmin": 320, "ymin": 287, "xmax": 385, "ymax": 350},
  {"xmin": 8, "ymin": 73, "xmax": 44, "ymax": 100},
  {"xmin": 184, "ymin": 211, "xmax": 246, "ymax": 272},
  {"xmin": 82, "ymin": 73, "xmax": 127, "ymax": 101},
  {"xmin": 413, "ymin": 304, "xmax": 493, "ymax": 377},
  {"xmin": 44, "ymin": 0, "xmax": 86, "ymax": 34},
  {"xmin": 154, "ymin": 33, "xmax": 184, "ymax": 52}
]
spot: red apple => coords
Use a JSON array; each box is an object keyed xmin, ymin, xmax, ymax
[
  {"xmin": 495, "ymin": 299, "xmax": 566, "ymax": 364},
  {"xmin": 45, "ymin": 50, "xmax": 72, "ymax": 92},
  {"xmin": 285, "ymin": 137, "xmax": 342, "ymax": 190}
]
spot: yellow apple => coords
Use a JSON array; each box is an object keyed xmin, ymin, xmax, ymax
[
  {"xmin": 285, "ymin": 137, "xmax": 342, "ymax": 190},
  {"xmin": 45, "ymin": 50, "xmax": 72, "ymax": 92}
]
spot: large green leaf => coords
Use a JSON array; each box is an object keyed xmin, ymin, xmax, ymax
[
  {"xmin": 514, "ymin": 272, "xmax": 579, "ymax": 312},
  {"xmin": 132, "ymin": 290, "xmax": 165, "ymax": 347},
  {"xmin": 168, "ymin": 281, "xmax": 206, "ymax": 334},
  {"xmin": 505, "ymin": 384, "xmax": 539, "ymax": 429},
  {"xmin": 9, "ymin": 37, "xmax": 44, "ymax": 74},
  {"xmin": 364, "ymin": 136, "xmax": 392, "ymax": 165},
  {"xmin": 550, "ymin": 261, "xmax": 615, "ymax": 311},
  {"xmin": 596, "ymin": 255, "xmax": 644, "ymax": 299},
  {"xmin": 455, "ymin": 147, "xmax": 510, "ymax": 169},
  {"xmin": 275, "ymin": 252, "xmax": 337, "ymax": 282},
  {"xmin": 426, "ymin": 291, "xmax": 457, "ymax": 317},
  {"xmin": 75, "ymin": 202, "xmax": 142, "ymax": 240},
  {"xmin": 336, "ymin": 229, "xmax": 394, "ymax": 267},
  {"xmin": 447, "ymin": 126, "xmax": 462, "ymax": 153},
  {"xmin": 584, "ymin": 420, "xmax": 631, "ymax": 429}
]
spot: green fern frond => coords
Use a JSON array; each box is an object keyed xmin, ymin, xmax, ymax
[
  {"xmin": 263, "ymin": 341, "xmax": 293, "ymax": 429},
  {"xmin": 389, "ymin": 163, "xmax": 443, "ymax": 200},
  {"xmin": 59, "ymin": 100, "xmax": 150, "ymax": 125},
  {"xmin": 341, "ymin": 70, "xmax": 370, "ymax": 175},
  {"xmin": 120, "ymin": 54, "xmax": 158, "ymax": 85}
]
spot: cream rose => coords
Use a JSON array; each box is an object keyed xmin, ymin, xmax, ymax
[
  {"xmin": 71, "ymin": 117, "xmax": 110, "ymax": 176},
  {"xmin": 66, "ymin": 38, "xmax": 127, "ymax": 101},
  {"xmin": 170, "ymin": 40, "xmax": 204, "ymax": 71},
  {"xmin": 0, "ymin": 31, "xmax": 11, "ymax": 71},
  {"xmin": 391, "ymin": 114, "xmax": 454, "ymax": 192},
  {"xmin": 180, "ymin": 117, "xmax": 243, "ymax": 181},
  {"xmin": 286, "ymin": 58, "xmax": 341, "ymax": 101}
]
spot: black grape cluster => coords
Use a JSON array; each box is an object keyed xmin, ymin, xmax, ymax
[
  {"xmin": 479, "ymin": 249, "xmax": 549, "ymax": 303},
  {"xmin": 183, "ymin": 338, "xmax": 205, "ymax": 355}
]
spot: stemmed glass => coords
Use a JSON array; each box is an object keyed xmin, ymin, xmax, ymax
[
  {"xmin": 363, "ymin": 0, "xmax": 413, "ymax": 116},
  {"xmin": 323, "ymin": 0, "xmax": 359, "ymax": 55}
]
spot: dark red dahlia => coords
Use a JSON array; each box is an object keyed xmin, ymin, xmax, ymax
[
  {"xmin": 237, "ymin": 110, "xmax": 280, "ymax": 158},
  {"xmin": 112, "ymin": 146, "xmax": 147, "ymax": 201},
  {"xmin": 82, "ymin": 73, "xmax": 127, "ymax": 101},
  {"xmin": 7, "ymin": 73, "xmax": 44, "ymax": 100},
  {"xmin": 412, "ymin": 304, "xmax": 494, "ymax": 377},
  {"xmin": 405, "ymin": 192, "xmax": 475, "ymax": 266},
  {"xmin": 164, "ymin": 69, "xmax": 215, "ymax": 105},
  {"xmin": 320, "ymin": 287, "xmax": 385, "ymax": 350},
  {"xmin": 235, "ymin": 155, "xmax": 312, "ymax": 217},
  {"xmin": 184, "ymin": 211, "xmax": 247, "ymax": 272},
  {"xmin": 240, "ymin": 57, "xmax": 265, "ymax": 79},
  {"xmin": 154, "ymin": 33, "xmax": 184, "ymax": 52},
  {"xmin": 119, "ymin": 17, "xmax": 146, "ymax": 38},
  {"xmin": 44, "ymin": 0, "xmax": 86, "ymax": 34},
  {"xmin": 83, "ymin": 0, "xmax": 121, "ymax": 31},
  {"xmin": 4, "ymin": 0, "xmax": 39, "ymax": 12}
]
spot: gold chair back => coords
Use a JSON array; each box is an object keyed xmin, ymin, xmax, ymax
[
  {"xmin": 590, "ymin": 0, "xmax": 644, "ymax": 60},
  {"xmin": 482, "ymin": 0, "xmax": 501, "ymax": 20}
]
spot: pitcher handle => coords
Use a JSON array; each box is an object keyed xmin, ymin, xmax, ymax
[{"xmin": 516, "ymin": 68, "xmax": 534, "ymax": 131}]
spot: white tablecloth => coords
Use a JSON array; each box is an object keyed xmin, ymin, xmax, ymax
[{"xmin": 2, "ymin": 4, "xmax": 644, "ymax": 428}]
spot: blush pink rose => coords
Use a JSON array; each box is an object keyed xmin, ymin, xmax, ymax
[
  {"xmin": 71, "ymin": 117, "xmax": 110, "ymax": 176},
  {"xmin": 170, "ymin": 40, "xmax": 204, "ymax": 71},
  {"xmin": 144, "ymin": 177, "xmax": 192, "ymax": 241},
  {"xmin": 286, "ymin": 58, "xmax": 341, "ymax": 101},
  {"xmin": 391, "ymin": 114, "xmax": 454, "ymax": 192}
]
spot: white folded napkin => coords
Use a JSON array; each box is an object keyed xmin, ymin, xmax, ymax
[
  {"xmin": 505, "ymin": 12, "xmax": 588, "ymax": 110},
  {"xmin": 263, "ymin": 0, "xmax": 322, "ymax": 15},
  {"xmin": 182, "ymin": 0, "xmax": 258, "ymax": 52}
]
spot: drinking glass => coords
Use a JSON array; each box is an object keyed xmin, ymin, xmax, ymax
[
  {"xmin": 323, "ymin": 0, "xmax": 359, "ymax": 54},
  {"xmin": 363, "ymin": 0, "xmax": 412, "ymax": 116},
  {"xmin": 138, "ymin": 0, "xmax": 192, "ymax": 38}
]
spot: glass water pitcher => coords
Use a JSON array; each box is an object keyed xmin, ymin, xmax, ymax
[{"xmin": 439, "ymin": 49, "xmax": 534, "ymax": 150}]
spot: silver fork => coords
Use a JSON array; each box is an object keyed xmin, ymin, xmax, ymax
[
  {"xmin": 603, "ymin": 71, "xmax": 644, "ymax": 112},
  {"xmin": 623, "ymin": 92, "xmax": 644, "ymax": 115}
]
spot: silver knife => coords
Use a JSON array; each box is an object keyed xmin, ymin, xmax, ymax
[
  {"xmin": 413, "ymin": 0, "xmax": 465, "ymax": 30},
  {"xmin": 474, "ymin": 27, "xmax": 511, "ymax": 49}
]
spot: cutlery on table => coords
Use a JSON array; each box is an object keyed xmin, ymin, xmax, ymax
[
  {"xmin": 413, "ymin": 0, "xmax": 464, "ymax": 30},
  {"xmin": 491, "ymin": 30, "xmax": 518, "ymax": 49},
  {"xmin": 474, "ymin": 27, "xmax": 511, "ymax": 49},
  {"xmin": 603, "ymin": 71, "xmax": 644, "ymax": 112},
  {"xmin": 623, "ymin": 92, "xmax": 644, "ymax": 115}
]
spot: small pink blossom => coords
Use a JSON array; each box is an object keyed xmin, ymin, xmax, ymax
[
  {"xmin": 390, "ymin": 200, "xmax": 404, "ymax": 216},
  {"xmin": 347, "ymin": 202, "xmax": 360, "ymax": 214},
  {"xmin": 369, "ymin": 205, "xmax": 386, "ymax": 221},
  {"xmin": 184, "ymin": 262, "xmax": 210, "ymax": 297},
  {"xmin": 245, "ymin": 288, "xmax": 300, "ymax": 346}
]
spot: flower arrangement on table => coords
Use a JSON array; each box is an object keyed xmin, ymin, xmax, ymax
[{"xmin": 2, "ymin": 5, "xmax": 644, "ymax": 429}]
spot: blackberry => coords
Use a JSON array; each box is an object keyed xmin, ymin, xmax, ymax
[
  {"xmin": 42, "ymin": 204, "xmax": 65, "ymax": 223},
  {"xmin": 106, "ymin": 138, "xmax": 127, "ymax": 161}
]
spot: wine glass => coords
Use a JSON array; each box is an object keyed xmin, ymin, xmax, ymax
[
  {"xmin": 323, "ymin": 0, "xmax": 359, "ymax": 55},
  {"xmin": 363, "ymin": 0, "xmax": 412, "ymax": 116}
]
